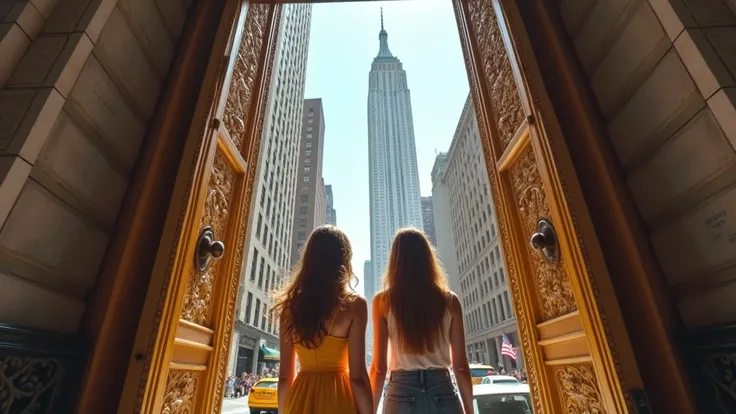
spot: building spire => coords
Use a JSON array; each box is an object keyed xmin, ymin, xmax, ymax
[{"xmin": 377, "ymin": 8, "xmax": 393, "ymax": 58}]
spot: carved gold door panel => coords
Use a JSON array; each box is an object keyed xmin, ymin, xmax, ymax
[
  {"xmin": 118, "ymin": 2, "xmax": 280, "ymax": 413},
  {"xmin": 454, "ymin": 0, "xmax": 647, "ymax": 412}
]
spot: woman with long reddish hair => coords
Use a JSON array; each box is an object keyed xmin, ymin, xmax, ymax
[
  {"xmin": 273, "ymin": 225, "xmax": 373, "ymax": 414},
  {"xmin": 370, "ymin": 228, "xmax": 473, "ymax": 414}
]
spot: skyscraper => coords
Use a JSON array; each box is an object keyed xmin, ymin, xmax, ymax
[
  {"xmin": 291, "ymin": 98, "xmax": 327, "ymax": 267},
  {"xmin": 421, "ymin": 196, "xmax": 437, "ymax": 246},
  {"xmin": 325, "ymin": 184, "xmax": 337, "ymax": 225},
  {"xmin": 230, "ymin": 4, "xmax": 312, "ymax": 376},
  {"xmin": 367, "ymin": 10, "xmax": 423, "ymax": 294},
  {"xmin": 364, "ymin": 260, "xmax": 374, "ymax": 363}
]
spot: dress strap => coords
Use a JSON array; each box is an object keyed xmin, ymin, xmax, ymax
[{"xmin": 327, "ymin": 309, "xmax": 339, "ymax": 335}]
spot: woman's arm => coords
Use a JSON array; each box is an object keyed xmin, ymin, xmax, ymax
[
  {"xmin": 449, "ymin": 293, "xmax": 474, "ymax": 414},
  {"xmin": 369, "ymin": 294, "xmax": 389, "ymax": 411},
  {"xmin": 278, "ymin": 314, "xmax": 296, "ymax": 410},
  {"xmin": 347, "ymin": 297, "xmax": 374, "ymax": 414}
]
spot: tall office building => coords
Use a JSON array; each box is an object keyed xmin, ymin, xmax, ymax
[
  {"xmin": 431, "ymin": 153, "xmax": 461, "ymax": 294},
  {"xmin": 421, "ymin": 197, "xmax": 437, "ymax": 246},
  {"xmin": 433, "ymin": 95, "xmax": 518, "ymax": 369},
  {"xmin": 363, "ymin": 260, "xmax": 375, "ymax": 302},
  {"xmin": 363, "ymin": 260, "xmax": 375, "ymax": 364},
  {"xmin": 367, "ymin": 10, "xmax": 423, "ymax": 295},
  {"xmin": 325, "ymin": 184, "xmax": 337, "ymax": 225},
  {"xmin": 291, "ymin": 99, "xmax": 327, "ymax": 267},
  {"xmin": 229, "ymin": 4, "xmax": 312, "ymax": 376}
]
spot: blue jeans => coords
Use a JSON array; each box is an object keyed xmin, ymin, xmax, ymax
[{"xmin": 383, "ymin": 369, "xmax": 464, "ymax": 414}]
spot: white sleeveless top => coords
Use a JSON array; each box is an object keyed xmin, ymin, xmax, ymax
[{"xmin": 387, "ymin": 309, "xmax": 452, "ymax": 371}]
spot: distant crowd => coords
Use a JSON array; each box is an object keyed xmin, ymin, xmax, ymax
[
  {"xmin": 224, "ymin": 366, "xmax": 280, "ymax": 398},
  {"xmin": 507, "ymin": 368, "xmax": 528, "ymax": 383}
]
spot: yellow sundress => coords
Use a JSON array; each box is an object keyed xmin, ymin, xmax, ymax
[{"xmin": 283, "ymin": 313, "xmax": 357, "ymax": 414}]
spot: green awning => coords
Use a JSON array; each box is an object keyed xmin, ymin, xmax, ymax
[{"xmin": 258, "ymin": 345, "xmax": 280, "ymax": 361}]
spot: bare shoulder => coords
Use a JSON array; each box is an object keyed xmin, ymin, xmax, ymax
[
  {"xmin": 447, "ymin": 291, "xmax": 462, "ymax": 314},
  {"xmin": 372, "ymin": 291, "xmax": 388, "ymax": 313},
  {"xmin": 347, "ymin": 295, "xmax": 368, "ymax": 315}
]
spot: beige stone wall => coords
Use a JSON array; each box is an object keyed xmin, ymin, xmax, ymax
[
  {"xmin": 0, "ymin": 0, "xmax": 60, "ymax": 88},
  {"xmin": 558, "ymin": 0, "xmax": 736, "ymax": 327},
  {"xmin": 0, "ymin": 0, "xmax": 192, "ymax": 333}
]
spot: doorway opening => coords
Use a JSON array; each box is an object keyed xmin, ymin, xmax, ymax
[{"xmin": 218, "ymin": 2, "xmax": 527, "ymax": 413}]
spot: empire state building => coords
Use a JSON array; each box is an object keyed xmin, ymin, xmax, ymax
[{"xmin": 366, "ymin": 10, "xmax": 424, "ymax": 300}]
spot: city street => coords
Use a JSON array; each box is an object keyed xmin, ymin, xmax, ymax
[
  {"xmin": 221, "ymin": 396, "xmax": 385, "ymax": 413},
  {"xmin": 221, "ymin": 397, "xmax": 250, "ymax": 414}
]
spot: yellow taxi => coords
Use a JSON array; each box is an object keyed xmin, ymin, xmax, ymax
[
  {"xmin": 470, "ymin": 364, "xmax": 496, "ymax": 385},
  {"xmin": 248, "ymin": 377, "xmax": 278, "ymax": 414}
]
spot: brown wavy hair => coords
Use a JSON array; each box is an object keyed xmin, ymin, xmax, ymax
[
  {"xmin": 272, "ymin": 225, "xmax": 356, "ymax": 348},
  {"xmin": 380, "ymin": 227, "xmax": 451, "ymax": 354}
]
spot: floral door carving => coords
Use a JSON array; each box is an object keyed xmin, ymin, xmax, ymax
[
  {"xmin": 118, "ymin": 1, "xmax": 281, "ymax": 413},
  {"xmin": 453, "ymin": 0, "xmax": 647, "ymax": 412}
]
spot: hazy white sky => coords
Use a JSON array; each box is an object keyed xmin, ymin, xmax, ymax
[{"xmin": 303, "ymin": 0, "xmax": 469, "ymax": 295}]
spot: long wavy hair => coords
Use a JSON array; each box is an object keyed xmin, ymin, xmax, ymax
[
  {"xmin": 272, "ymin": 225, "xmax": 356, "ymax": 348},
  {"xmin": 380, "ymin": 227, "xmax": 451, "ymax": 354}
]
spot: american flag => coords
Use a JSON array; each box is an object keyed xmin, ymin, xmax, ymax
[{"xmin": 501, "ymin": 334, "xmax": 517, "ymax": 360}]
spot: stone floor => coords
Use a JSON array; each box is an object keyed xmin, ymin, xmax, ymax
[{"xmin": 220, "ymin": 395, "xmax": 385, "ymax": 413}]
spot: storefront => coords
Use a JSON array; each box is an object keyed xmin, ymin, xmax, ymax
[
  {"xmin": 236, "ymin": 334, "xmax": 258, "ymax": 375},
  {"xmin": 257, "ymin": 344, "xmax": 280, "ymax": 375}
]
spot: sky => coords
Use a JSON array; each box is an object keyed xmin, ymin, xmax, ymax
[{"xmin": 303, "ymin": 0, "xmax": 469, "ymax": 295}]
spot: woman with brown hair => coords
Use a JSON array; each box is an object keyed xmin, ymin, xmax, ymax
[
  {"xmin": 273, "ymin": 225, "xmax": 373, "ymax": 414},
  {"xmin": 370, "ymin": 227, "xmax": 473, "ymax": 414}
]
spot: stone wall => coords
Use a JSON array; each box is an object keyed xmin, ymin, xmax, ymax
[
  {"xmin": 558, "ymin": 0, "xmax": 736, "ymax": 328},
  {"xmin": 0, "ymin": 0, "xmax": 192, "ymax": 333}
]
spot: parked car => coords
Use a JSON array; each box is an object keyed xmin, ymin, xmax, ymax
[
  {"xmin": 480, "ymin": 375, "xmax": 520, "ymax": 386},
  {"xmin": 473, "ymin": 383, "xmax": 532, "ymax": 414}
]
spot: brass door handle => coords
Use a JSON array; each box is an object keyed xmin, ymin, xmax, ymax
[
  {"xmin": 195, "ymin": 226, "xmax": 225, "ymax": 271},
  {"xmin": 529, "ymin": 219, "xmax": 558, "ymax": 263}
]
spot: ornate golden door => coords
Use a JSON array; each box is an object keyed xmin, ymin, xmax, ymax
[
  {"xmin": 117, "ymin": 1, "xmax": 281, "ymax": 413},
  {"xmin": 454, "ymin": 0, "xmax": 648, "ymax": 412}
]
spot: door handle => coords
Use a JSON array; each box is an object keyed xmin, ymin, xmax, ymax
[
  {"xmin": 195, "ymin": 226, "xmax": 225, "ymax": 271},
  {"xmin": 529, "ymin": 219, "xmax": 558, "ymax": 263}
]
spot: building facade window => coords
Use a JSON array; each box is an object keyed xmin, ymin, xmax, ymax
[
  {"xmin": 245, "ymin": 292, "xmax": 253, "ymax": 324},
  {"xmin": 256, "ymin": 214, "xmax": 263, "ymax": 239},
  {"xmin": 250, "ymin": 249, "xmax": 259, "ymax": 281},
  {"xmin": 258, "ymin": 257, "xmax": 265, "ymax": 288},
  {"xmin": 254, "ymin": 299, "xmax": 261, "ymax": 326}
]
